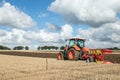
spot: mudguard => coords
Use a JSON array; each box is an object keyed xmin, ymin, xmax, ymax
[{"xmin": 73, "ymin": 45, "xmax": 80, "ymax": 51}]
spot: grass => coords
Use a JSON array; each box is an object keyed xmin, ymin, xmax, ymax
[{"xmin": 0, "ymin": 54, "xmax": 120, "ymax": 80}]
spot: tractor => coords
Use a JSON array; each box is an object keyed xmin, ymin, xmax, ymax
[{"xmin": 57, "ymin": 38, "xmax": 113, "ymax": 64}]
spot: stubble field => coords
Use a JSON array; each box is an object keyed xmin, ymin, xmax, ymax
[{"xmin": 0, "ymin": 50, "xmax": 120, "ymax": 80}]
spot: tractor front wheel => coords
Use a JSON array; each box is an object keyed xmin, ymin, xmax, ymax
[{"xmin": 68, "ymin": 48, "xmax": 80, "ymax": 60}]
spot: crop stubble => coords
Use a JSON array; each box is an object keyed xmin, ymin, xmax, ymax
[{"xmin": 0, "ymin": 54, "xmax": 120, "ymax": 80}]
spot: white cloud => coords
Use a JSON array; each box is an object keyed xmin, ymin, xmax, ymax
[
  {"xmin": 48, "ymin": 0, "xmax": 120, "ymax": 48},
  {"xmin": 0, "ymin": 2, "xmax": 36, "ymax": 29},
  {"xmin": 0, "ymin": 29, "xmax": 6, "ymax": 36},
  {"xmin": 24, "ymin": 24, "xmax": 73, "ymax": 43},
  {"xmin": 45, "ymin": 22, "xmax": 61, "ymax": 31},
  {"xmin": 49, "ymin": 0, "xmax": 120, "ymax": 27},
  {"xmin": 25, "ymin": 30, "xmax": 60, "ymax": 42},
  {"xmin": 60, "ymin": 24, "xmax": 73, "ymax": 39},
  {"xmin": 77, "ymin": 22, "xmax": 120, "ymax": 48},
  {"xmin": 0, "ymin": 24, "xmax": 73, "ymax": 49},
  {"xmin": 0, "ymin": 29, "xmax": 31, "ymax": 47},
  {"xmin": 0, "ymin": 22, "xmax": 119, "ymax": 49}
]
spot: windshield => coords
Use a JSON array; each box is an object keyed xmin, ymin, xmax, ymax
[
  {"xmin": 69, "ymin": 40, "xmax": 75, "ymax": 47},
  {"xmin": 77, "ymin": 40, "xmax": 84, "ymax": 47}
]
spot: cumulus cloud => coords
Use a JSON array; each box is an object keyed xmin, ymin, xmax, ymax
[
  {"xmin": 0, "ymin": 29, "xmax": 6, "ymax": 36},
  {"xmin": 0, "ymin": 2, "xmax": 36, "ymax": 29},
  {"xmin": 0, "ymin": 29, "xmax": 31, "ymax": 46},
  {"xmin": 0, "ymin": 24, "xmax": 73, "ymax": 49},
  {"xmin": 0, "ymin": 23, "xmax": 119, "ymax": 49},
  {"xmin": 24, "ymin": 24, "xmax": 73, "ymax": 43},
  {"xmin": 77, "ymin": 22, "xmax": 120, "ymax": 48},
  {"xmin": 24, "ymin": 30, "xmax": 60, "ymax": 43},
  {"xmin": 45, "ymin": 22, "xmax": 61, "ymax": 31},
  {"xmin": 49, "ymin": 0, "xmax": 120, "ymax": 27},
  {"xmin": 60, "ymin": 24, "xmax": 73, "ymax": 39}
]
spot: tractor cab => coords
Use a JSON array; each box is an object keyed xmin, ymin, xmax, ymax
[
  {"xmin": 65, "ymin": 38, "xmax": 86, "ymax": 51},
  {"xmin": 68, "ymin": 38, "xmax": 85, "ymax": 48}
]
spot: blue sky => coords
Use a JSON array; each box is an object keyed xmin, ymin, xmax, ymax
[
  {"xmin": 0, "ymin": 0, "xmax": 120, "ymax": 49},
  {"xmin": 0, "ymin": 0, "xmax": 87, "ymax": 32},
  {"xmin": 0, "ymin": 0, "xmax": 65, "ymax": 29}
]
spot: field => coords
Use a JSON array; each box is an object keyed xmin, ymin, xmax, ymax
[
  {"xmin": 0, "ymin": 50, "xmax": 120, "ymax": 80},
  {"xmin": 0, "ymin": 50, "xmax": 120, "ymax": 63}
]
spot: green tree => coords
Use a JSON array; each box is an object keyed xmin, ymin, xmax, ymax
[
  {"xmin": 60, "ymin": 46, "xmax": 65, "ymax": 50},
  {"xmin": 39, "ymin": 46, "xmax": 59, "ymax": 50},
  {"xmin": 114, "ymin": 47, "xmax": 119, "ymax": 50},
  {"xmin": 37, "ymin": 46, "xmax": 41, "ymax": 50},
  {"xmin": 25, "ymin": 46, "xmax": 29, "ymax": 50},
  {"xmin": 0, "ymin": 45, "xmax": 11, "ymax": 50},
  {"xmin": 13, "ymin": 46, "xmax": 24, "ymax": 50}
]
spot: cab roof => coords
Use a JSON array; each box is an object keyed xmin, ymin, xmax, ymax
[{"xmin": 69, "ymin": 38, "xmax": 85, "ymax": 40}]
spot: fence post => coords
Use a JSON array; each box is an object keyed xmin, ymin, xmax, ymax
[{"xmin": 46, "ymin": 58, "xmax": 48, "ymax": 70}]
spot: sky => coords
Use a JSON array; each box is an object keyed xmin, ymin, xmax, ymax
[{"xmin": 0, "ymin": 0, "xmax": 120, "ymax": 49}]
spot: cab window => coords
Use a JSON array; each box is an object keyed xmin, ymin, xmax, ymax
[
  {"xmin": 69, "ymin": 40, "xmax": 75, "ymax": 47},
  {"xmin": 78, "ymin": 40, "xmax": 84, "ymax": 47}
]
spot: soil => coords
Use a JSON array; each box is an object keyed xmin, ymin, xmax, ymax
[
  {"xmin": 0, "ymin": 51, "xmax": 57, "ymax": 58},
  {"xmin": 104, "ymin": 54, "xmax": 120, "ymax": 63},
  {"xmin": 0, "ymin": 50, "xmax": 120, "ymax": 64}
]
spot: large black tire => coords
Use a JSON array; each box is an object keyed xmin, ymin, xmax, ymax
[
  {"xmin": 67, "ymin": 48, "xmax": 80, "ymax": 60},
  {"xmin": 63, "ymin": 50, "xmax": 68, "ymax": 60},
  {"xmin": 57, "ymin": 52, "xmax": 64, "ymax": 60}
]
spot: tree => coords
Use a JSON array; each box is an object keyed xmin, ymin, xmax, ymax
[
  {"xmin": 37, "ymin": 46, "xmax": 41, "ymax": 50},
  {"xmin": 39, "ymin": 46, "xmax": 59, "ymax": 50},
  {"xmin": 114, "ymin": 47, "xmax": 119, "ymax": 50},
  {"xmin": 60, "ymin": 46, "xmax": 65, "ymax": 50},
  {"xmin": 55, "ymin": 47, "xmax": 58, "ymax": 50},
  {"xmin": 0, "ymin": 45, "xmax": 11, "ymax": 50},
  {"xmin": 13, "ymin": 46, "xmax": 24, "ymax": 50},
  {"xmin": 25, "ymin": 46, "xmax": 29, "ymax": 50}
]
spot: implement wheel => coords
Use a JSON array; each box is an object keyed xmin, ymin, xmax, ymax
[
  {"xmin": 57, "ymin": 52, "xmax": 64, "ymax": 60},
  {"xmin": 86, "ymin": 57, "xmax": 94, "ymax": 63},
  {"xmin": 68, "ymin": 48, "xmax": 80, "ymax": 60}
]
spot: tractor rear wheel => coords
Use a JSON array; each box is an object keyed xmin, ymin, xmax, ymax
[
  {"xmin": 57, "ymin": 52, "xmax": 64, "ymax": 60},
  {"xmin": 67, "ymin": 48, "xmax": 80, "ymax": 60}
]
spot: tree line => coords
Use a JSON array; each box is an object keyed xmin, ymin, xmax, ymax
[
  {"xmin": 37, "ymin": 46, "xmax": 58, "ymax": 50},
  {"xmin": 0, "ymin": 45, "xmax": 65, "ymax": 50},
  {"xmin": 0, "ymin": 45, "xmax": 120, "ymax": 50},
  {"xmin": 0, "ymin": 45, "xmax": 29, "ymax": 50},
  {"xmin": 0, "ymin": 45, "xmax": 11, "ymax": 50}
]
